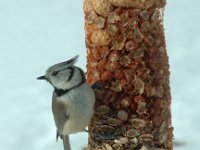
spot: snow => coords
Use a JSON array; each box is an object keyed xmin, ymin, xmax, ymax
[{"xmin": 0, "ymin": 0, "xmax": 199, "ymax": 150}]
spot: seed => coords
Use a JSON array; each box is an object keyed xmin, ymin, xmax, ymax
[
  {"xmin": 159, "ymin": 46, "xmax": 166, "ymax": 53},
  {"xmin": 83, "ymin": 0, "xmax": 93, "ymax": 13},
  {"xmin": 119, "ymin": 11, "xmax": 129, "ymax": 27},
  {"xmin": 112, "ymin": 36, "xmax": 126, "ymax": 50},
  {"xmin": 160, "ymin": 100, "xmax": 167, "ymax": 109},
  {"xmin": 129, "ymin": 143, "xmax": 139, "ymax": 149},
  {"xmin": 94, "ymin": 89, "xmax": 104, "ymax": 100},
  {"xmin": 107, "ymin": 12, "xmax": 120, "ymax": 23},
  {"xmin": 95, "ymin": 16, "xmax": 106, "ymax": 29},
  {"xmin": 117, "ymin": 110, "xmax": 128, "ymax": 121},
  {"xmin": 121, "ymin": 27, "xmax": 133, "ymax": 39},
  {"xmin": 104, "ymin": 90, "xmax": 115, "ymax": 103},
  {"xmin": 130, "ymin": 48, "xmax": 144, "ymax": 59},
  {"xmin": 91, "ymin": 70, "xmax": 100, "ymax": 80},
  {"xmin": 106, "ymin": 61, "xmax": 120, "ymax": 72},
  {"xmin": 158, "ymin": 132, "xmax": 167, "ymax": 144},
  {"xmin": 151, "ymin": 10, "xmax": 160, "ymax": 23},
  {"xmin": 140, "ymin": 0, "xmax": 155, "ymax": 9},
  {"xmin": 101, "ymin": 125, "xmax": 115, "ymax": 133},
  {"xmin": 86, "ymin": 11, "xmax": 98, "ymax": 24},
  {"xmin": 130, "ymin": 118, "xmax": 146, "ymax": 129},
  {"xmin": 128, "ymin": 18, "xmax": 137, "ymax": 30},
  {"xmin": 140, "ymin": 10, "xmax": 149, "ymax": 21},
  {"xmin": 124, "ymin": 69, "xmax": 135, "ymax": 83},
  {"xmin": 130, "ymin": 137, "xmax": 138, "ymax": 144},
  {"xmin": 125, "ymin": 40, "xmax": 135, "ymax": 51},
  {"xmin": 150, "ymin": 23, "xmax": 160, "ymax": 34},
  {"xmin": 97, "ymin": 58, "xmax": 107, "ymax": 72},
  {"xmin": 97, "ymin": 105, "xmax": 110, "ymax": 115},
  {"xmin": 111, "ymin": 80, "xmax": 122, "ymax": 92},
  {"xmin": 140, "ymin": 21, "xmax": 151, "ymax": 32},
  {"xmin": 91, "ymin": 0, "xmax": 113, "ymax": 17},
  {"xmin": 99, "ymin": 46, "xmax": 110, "ymax": 58},
  {"xmin": 137, "ymin": 101, "xmax": 147, "ymax": 115},
  {"xmin": 114, "ymin": 137, "xmax": 128, "ymax": 144},
  {"xmin": 140, "ymin": 145, "xmax": 150, "ymax": 150},
  {"xmin": 121, "ymin": 97, "xmax": 131, "ymax": 108},
  {"xmin": 102, "ymin": 143, "xmax": 113, "ymax": 150},
  {"xmin": 127, "ymin": 129, "xmax": 140, "ymax": 137},
  {"xmin": 138, "ymin": 134, "xmax": 153, "ymax": 142},
  {"xmin": 158, "ymin": 121, "xmax": 167, "ymax": 144},
  {"xmin": 133, "ymin": 29, "xmax": 144, "ymax": 43},
  {"xmin": 155, "ymin": 86, "xmax": 164, "ymax": 98},
  {"xmin": 145, "ymin": 34, "xmax": 154, "ymax": 46},
  {"xmin": 153, "ymin": 0, "xmax": 166, "ymax": 8},
  {"xmin": 134, "ymin": 78, "xmax": 145, "ymax": 94},
  {"xmin": 154, "ymin": 39, "xmax": 161, "ymax": 47},
  {"xmin": 112, "ymin": 144, "xmax": 123, "ymax": 150},
  {"xmin": 91, "ymin": 29, "xmax": 111, "ymax": 46},
  {"xmin": 107, "ymin": 118, "xmax": 123, "ymax": 126},
  {"xmin": 109, "ymin": 51, "xmax": 121, "ymax": 62},
  {"xmin": 107, "ymin": 24, "xmax": 119, "ymax": 36},
  {"xmin": 120, "ymin": 55, "xmax": 131, "ymax": 67},
  {"xmin": 88, "ymin": 61, "xmax": 98, "ymax": 68},
  {"xmin": 89, "ymin": 48, "xmax": 101, "ymax": 61}
]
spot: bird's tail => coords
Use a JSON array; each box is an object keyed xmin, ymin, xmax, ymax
[{"xmin": 63, "ymin": 135, "xmax": 71, "ymax": 150}]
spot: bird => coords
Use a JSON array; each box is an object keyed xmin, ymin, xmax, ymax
[{"xmin": 37, "ymin": 55, "xmax": 95, "ymax": 150}]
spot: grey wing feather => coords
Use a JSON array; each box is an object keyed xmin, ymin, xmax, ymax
[{"xmin": 52, "ymin": 95, "xmax": 69, "ymax": 139}]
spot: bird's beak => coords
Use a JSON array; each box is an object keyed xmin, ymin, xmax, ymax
[{"xmin": 37, "ymin": 76, "xmax": 46, "ymax": 80}]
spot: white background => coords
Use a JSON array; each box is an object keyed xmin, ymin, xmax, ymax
[{"xmin": 0, "ymin": 0, "xmax": 199, "ymax": 150}]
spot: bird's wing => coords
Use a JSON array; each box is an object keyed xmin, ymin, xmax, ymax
[{"xmin": 52, "ymin": 95, "xmax": 69, "ymax": 140}]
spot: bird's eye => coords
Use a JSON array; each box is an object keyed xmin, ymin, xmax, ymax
[{"xmin": 52, "ymin": 71, "xmax": 59, "ymax": 76}]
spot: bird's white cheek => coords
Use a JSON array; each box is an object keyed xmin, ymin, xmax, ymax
[
  {"xmin": 58, "ymin": 80, "xmax": 67, "ymax": 89},
  {"xmin": 51, "ymin": 79, "xmax": 66, "ymax": 90}
]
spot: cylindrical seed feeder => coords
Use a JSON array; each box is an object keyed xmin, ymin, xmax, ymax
[{"xmin": 84, "ymin": 0, "xmax": 173, "ymax": 149}]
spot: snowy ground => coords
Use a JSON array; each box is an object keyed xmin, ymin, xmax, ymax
[{"xmin": 0, "ymin": 0, "xmax": 199, "ymax": 150}]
